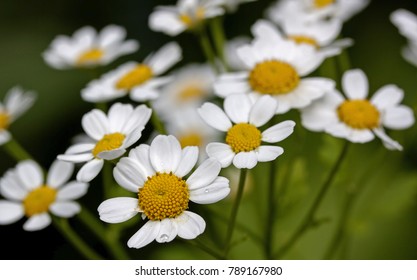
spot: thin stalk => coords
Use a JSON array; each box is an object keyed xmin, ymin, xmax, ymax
[
  {"xmin": 198, "ymin": 27, "xmax": 220, "ymax": 73},
  {"xmin": 105, "ymin": 227, "xmax": 130, "ymax": 260},
  {"xmin": 265, "ymin": 160, "xmax": 277, "ymax": 259},
  {"xmin": 102, "ymin": 161, "xmax": 114, "ymax": 199},
  {"xmin": 2, "ymin": 138, "xmax": 33, "ymax": 161},
  {"xmin": 189, "ymin": 239, "xmax": 223, "ymax": 260},
  {"xmin": 209, "ymin": 17, "xmax": 229, "ymax": 71},
  {"xmin": 76, "ymin": 206, "xmax": 108, "ymax": 244}
]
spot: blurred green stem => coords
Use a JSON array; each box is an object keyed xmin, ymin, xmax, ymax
[
  {"xmin": 2, "ymin": 138, "xmax": 33, "ymax": 161},
  {"xmin": 189, "ymin": 239, "xmax": 223, "ymax": 260},
  {"xmin": 146, "ymin": 102, "xmax": 167, "ymax": 135},
  {"xmin": 275, "ymin": 141, "xmax": 350, "ymax": 258},
  {"xmin": 209, "ymin": 17, "xmax": 229, "ymax": 71},
  {"xmin": 102, "ymin": 161, "xmax": 115, "ymax": 199},
  {"xmin": 198, "ymin": 27, "xmax": 220, "ymax": 73},
  {"xmin": 265, "ymin": 160, "xmax": 277, "ymax": 259}
]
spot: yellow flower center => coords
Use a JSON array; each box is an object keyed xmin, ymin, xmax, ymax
[
  {"xmin": 0, "ymin": 112, "xmax": 10, "ymax": 130},
  {"xmin": 92, "ymin": 133, "xmax": 125, "ymax": 157},
  {"xmin": 178, "ymin": 132, "xmax": 203, "ymax": 148},
  {"xmin": 314, "ymin": 0, "xmax": 335, "ymax": 8},
  {"xmin": 288, "ymin": 35, "xmax": 319, "ymax": 48},
  {"xmin": 337, "ymin": 100, "xmax": 380, "ymax": 129},
  {"xmin": 139, "ymin": 172, "xmax": 189, "ymax": 221},
  {"xmin": 23, "ymin": 186, "xmax": 57, "ymax": 217},
  {"xmin": 178, "ymin": 85, "xmax": 205, "ymax": 102},
  {"xmin": 115, "ymin": 64, "xmax": 153, "ymax": 90},
  {"xmin": 76, "ymin": 48, "xmax": 104, "ymax": 65},
  {"xmin": 179, "ymin": 7, "xmax": 206, "ymax": 27},
  {"xmin": 249, "ymin": 60, "xmax": 300, "ymax": 95},
  {"xmin": 226, "ymin": 123, "xmax": 262, "ymax": 153}
]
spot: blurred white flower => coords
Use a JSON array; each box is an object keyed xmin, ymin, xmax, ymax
[
  {"xmin": 43, "ymin": 25, "xmax": 139, "ymax": 69},
  {"xmin": 224, "ymin": 36, "xmax": 251, "ymax": 71},
  {"xmin": 391, "ymin": 9, "xmax": 417, "ymax": 67}
]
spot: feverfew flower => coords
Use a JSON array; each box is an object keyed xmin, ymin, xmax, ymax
[
  {"xmin": 0, "ymin": 160, "xmax": 88, "ymax": 231},
  {"xmin": 301, "ymin": 69, "xmax": 415, "ymax": 150},
  {"xmin": 43, "ymin": 25, "xmax": 139, "ymax": 69},
  {"xmin": 0, "ymin": 87, "xmax": 36, "ymax": 145},
  {"xmin": 214, "ymin": 39, "xmax": 335, "ymax": 113},
  {"xmin": 98, "ymin": 135, "xmax": 230, "ymax": 249},
  {"xmin": 198, "ymin": 94, "xmax": 295, "ymax": 169},
  {"xmin": 58, "ymin": 103, "xmax": 152, "ymax": 182},
  {"xmin": 391, "ymin": 9, "xmax": 417, "ymax": 67},
  {"xmin": 149, "ymin": 0, "xmax": 225, "ymax": 36},
  {"xmin": 81, "ymin": 42, "xmax": 182, "ymax": 103}
]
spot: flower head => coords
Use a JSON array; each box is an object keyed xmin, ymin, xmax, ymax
[
  {"xmin": 198, "ymin": 94, "xmax": 295, "ymax": 169},
  {"xmin": 58, "ymin": 103, "xmax": 151, "ymax": 182},
  {"xmin": 301, "ymin": 69, "xmax": 415, "ymax": 150},
  {"xmin": 98, "ymin": 135, "xmax": 230, "ymax": 249},
  {"xmin": 0, "ymin": 160, "xmax": 88, "ymax": 231},
  {"xmin": 43, "ymin": 25, "xmax": 139, "ymax": 69}
]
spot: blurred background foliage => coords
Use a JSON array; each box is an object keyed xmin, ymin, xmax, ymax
[{"xmin": 1, "ymin": 0, "xmax": 417, "ymax": 259}]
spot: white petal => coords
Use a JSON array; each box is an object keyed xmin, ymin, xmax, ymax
[
  {"xmin": 57, "ymin": 181, "xmax": 89, "ymax": 200},
  {"xmin": 147, "ymin": 42, "xmax": 182, "ymax": 75},
  {"xmin": 47, "ymin": 160, "xmax": 74, "ymax": 188},
  {"xmin": 0, "ymin": 130, "xmax": 11, "ymax": 145},
  {"xmin": 23, "ymin": 213, "xmax": 51, "ymax": 231},
  {"xmin": 16, "ymin": 160, "xmax": 44, "ymax": 191},
  {"xmin": 0, "ymin": 201, "xmax": 24, "ymax": 225},
  {"xmin": 156, "ymin": 219, "xmax": 178, "ymax": 243},
  {"xmin": 122, "ymin": 104, "xmax": 152, "ymax": 134},
  {"xmin": 114, "ymin": 158, "xmax": 145, "ymax": 193},
  {"xmin": 342, "ymin": 69, "xmax": 369, "ymax": 100},
  {"xmin": 57, "ymin": 153, "xmax": 94, "ymax": 163},
  {"xmin": 175, "ymin": 211, "xmax": 205, "ymax": 239},
  {"xmin": 198, "ymin": 103, "xmax": 232, "ymax": 132},
  {"xmin": 128, "ymin": 220, "xmax": 160, "ymax": 249},
  {"xmin": 345, "ymin": 128, "xmax": 374, "ymax": 143},
  {"xmin": 262, "ymin": 120, "xmax": 296, "ymax": 143},
  {"xmin": 175, "ymin": 146, "xmax": 199, "ymax": 178},
  {"xmin": 149, "ymin": 135, "xmax": 182, "ymax": 173},
  {"xmin": 76, "ymin": 159, "xmax": 104, "ymax": 183},
  {"xmin": 64, "ymin": 143, "xmax": 95, "ymax": 154},
  {"xmin": 214, "ymin": 77, "xmax": 250, "ymax": 98},
  {"xmin": 0, "ymin": 171, "xmax": 27, "ymax": 201},
  {"xmin": 256, "ymin": 145, "xmax": 284, "ymax": 162},
  {"xmin": 97, "ymin": 148, "xmax": 126, "ymax": 160},
  {"xmin": 233, "ymin": 151, "xmax": 258, "ymax": 169},
  {"xmin": 371, "ymin": 85, "xmax": 404, "ymax": 110},
  {"xmin": 373, "ymin": 128, "xmax": 403, "ymax": 151},
  {"xmin": 383, "ymin": 106, "xmax": 415, "ymax": 129},
  {"xmin": 190, "ymin": 176, "xmax": 230, "ymax": 204},
  {"xmin": 248, "ymin": 95, "xmax": 277, "ymax": 127},
  {"xmin": 81, "ymin": 109, "xmax": 109, "ymax": 141},
  {"xmin": 128, "ymin": 145, "xmax": 155, "ymax": 179},
  {"xmin": 149, "ymin": 10, "xmax": 186, "ymax": 36},
  {"xmin": 187, "ymin": 158, "xmax": 221, "ymax": 190},
  {"xmin": 50, "ymin": 201, "xmax": 80, "ymax": 218},
  {"xmin": 98, "ymin": 197, "xmax": 139, "ymax": 223},
  {"xmin": 108, "ymin": 103, "xmax": 134, "ymax": 132},
  {"xmin": 224, "ymin": 94, "xmax": 251, "ymax": 124},
  {"xmin": 206, "ymin": 143, "xmax": 235, "ymax": 168}
]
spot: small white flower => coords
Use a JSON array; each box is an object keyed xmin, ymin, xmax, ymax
[
  {"xmin": 58, "ymin": 103, "xmax": 151, "ymax": 182},
  {"xmin": 149, "ymin": 0, "xmax": 225, "ymax": 36},
  {"xmin": 81, "ymin": 42, "xmax": 182, "ymax": 103},
  {"xmin": 0, "ymin": 87, "xmax": 36, "ymax": 146},
  {"xmin": 43, "ymin": 25, "xmax": 139, "ymax": 69},
  {"xmin": 198, "ymin": 94, "xmax": 295, "ymax": 169},
  {"xmin": 391, "ymin": 9, "xmax": 417, "ymax": 67},
  {"xmin": 214, "ymin": 38, "xmax": 335, "ymax": 114},
  {"xmin": 98, "ymin": 135, "xmax": 230, "ymax": 249},
  {"xmin": 0, "ymin": 160, "xmax": 89, "ymax": 231},
  {"xmin": 301, "ymin": 69, "xmax": 415, "ymax": 150}
]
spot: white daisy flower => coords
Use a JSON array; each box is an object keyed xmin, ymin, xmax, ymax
[
  {"xmin": 391, "ymin": 9, "xmax": 417, "ymax": 67},
  {"xmin": 43, "ymin": 25, "xmax": 139, "ymax": 69},
  {"xmin": 214, "ymin": 39, "xmax": 335, "ymax": 114},
  {"xmin": 58, "ymin": 103, "xmax": 152, "ymax": 182},
  {"xmin": 81, "ymin": 42, "xmax": 182, "ymax": 103},
  {"xmin": 0, "ymin": 160, "xmax": 89, "ymax": 231},
  {"xmin": 301, "ymin": 69, "xmax": 415, "ymax": 150},
  {"xmin": 149, "ymin": 0, "xmax": 225, "ymax": 36},
  {"xmin": 98, "ymin": 135, "xmax": 230, "ymax": 249},
  {"xmin": 198, "ymin": 94, "xmax": 296, "ymax": 169},
  {"xmin": 0, "ymin": 87, "xmax": 36, "ymax": 146},
  {"xmin": 225, "ymin": 36, "xmax": 251, "ymax": 71}
]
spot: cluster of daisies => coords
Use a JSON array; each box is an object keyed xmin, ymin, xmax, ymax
[{"xmin": 0, "ymin": 0, "xmax": 415, "ymax": 253}]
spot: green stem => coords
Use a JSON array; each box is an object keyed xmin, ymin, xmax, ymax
[
  {"xmin": 189, "ymin": 239, "xmax": 223, "ymax": 260},
  {"xmin": 265, "ymin": 160, "xmax": 277, "ymax": 259},
  {"xmin": 2, "ymin": 138, "xmax": 33, "ymax": 161},
  {"xmin": 105, "ymin": 226, "xmax": 130, "ymax": 260},
  {"xmin": 147, "ymin": 102, "xmax": 167, "ymax": 135},
  {"xmin": 224, "ymin": 168, "xmax": 247, "ymax": 257},
  {"xmin": 275, "ymin": 141, "xmax": 350, "ymax": 258},
  {"xmin": 52, "ymin": 216, "xmax": 103, "ymax": 260},
  {"xmin": 198, "ymin": 27, "xmax": 220, "ymax": 73},
  {"xmin": 76, "ymin": 206, "xmax": 108, "ymax": 244},
  {"xmin": 209, "ymin": 17, "xmax": 229, "ymax": 71},
  {"xmin": 102, "ymin": 161, "xmax": 114, "ymax": 199}
]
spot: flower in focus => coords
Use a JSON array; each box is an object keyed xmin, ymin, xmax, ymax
[
  {"xmin": 214, "ymin": 39, "xmax": 335, "ymax": 113},
  {"xmin": 301, "ymin": 69, "xmax": 415, "ymax": 150},
  {"xmin": 391, "ymin": 9, "xmax": 417, "ymax": 67},
  {"xmin": 81, "ymin": 42, "xmax": 182, "ymax": 103},
  {"xmin": 43, "ymin": 25, "xmax": 139, "ymax": 69},
  {"xmin": 198, "ymin": 94, "xmax": 295, "ymax": 169},
  {"xmin": 0, "ymin": 87, "xmax": 36, "ymax": 146},
  {"xmin": 149, "ymin": 0, "xmax": 225, "ymax": 36},
  {"xmin": 0, "ymin": 160, "xmax": 88, "ymax": 231},
  {"xmin": 58, "ymin": 103, "xmax": 151, "ymax": 182},
  {"xmin": 98, "ymin": 135, "xmax": 230, "ymax": 249}
]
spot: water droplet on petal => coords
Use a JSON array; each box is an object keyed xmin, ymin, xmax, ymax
[
  {"xmin": 160, "ymin": 234, "xmax": 169, "ymax": 242},
  {"xmin": 204, "ymin": 188, "xmax": 210, "ymax": 193}
]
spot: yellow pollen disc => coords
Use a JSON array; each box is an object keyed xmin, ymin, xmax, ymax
[
  {"xmin": 179, "ymin": 7, "xmax": 205, "ymax": 27},
  {"xmin": 337, "ymin": 100, "xmax": 380, "ymax": 129},
  {"xmin": 226, "ymin": 123, "xmax": 262, "ymax": 153},
  {"xmin": 288, "ymin": 35, "xmax": 319, "ymax": 48},
  {"xmin": 0, "ymin": 112, "xmax": 10, "ymax": 130},
  {"xmin": 23, "ymin": 185, "xmax": 57, "ymax": 217},
  {"xmin": 178, "ymin": 85, "xmax": 205, "ymax": 101},
  {"xmin": 139, "ymin": 172, "xmax": 189, "ymax": 221},
  {"xmin": 249, "ymin": 60, "xmax": 300, "ymax": 95},
  {"xmin": 92, "ymin": 133, "xmax": 125, "ymax": 157},
  {"xmin": 178, "ymin": 132, "xmax": 203, "ymax": 148},
  {"xmin": 314, "ymin": 0, "xmax": 335, "ymax": 8},
  {"xmin": 76, "ymin": 48, "xmax": 104, "ymax": 65},
  {"xmin": 115, "ymin": 64, "xmax": 153, "ymax": 90}
]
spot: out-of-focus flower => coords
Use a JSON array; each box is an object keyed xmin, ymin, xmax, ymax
[
  {"xmin": 198, "ymin": 94, "xmax": 295, "ymax": 169},
  {"xmin": 98, "ymin": 135, "xmax": 230, "ymax": 249},
  {"xmin": 43, "ymin": 25, "xmax": 139, "ymax": 69},
  {"xmin": 0, "ymin": 87, "xmax": 36, "ymax": 146},
  {"xmin": 214, "ymin": 39, "xmax": 334, "ymax": 114},
  {"xmin": 224, "ymin": 36, "xmax": 251, "ymax": 71},
  {"xmin": 149, "ymin": 0, "xmax": 225, "ymax": 36},
  {"xmin": 0, "ymin": 160, "xmax": 88, "ymax": 231},
  {"xmin": 301, "ymin": 69, "xmax": 415, "ymax": 150},
  {"xmin": 81, "ymin": 42, "xmax": 182, "ymax": 103},
  {"xmin": 391, "ymin": 9, "xmax": 417, "ymax": 67},
  {"xmin": 58, "ymin": 103, "xmax": 151, "ymax": 182}
]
